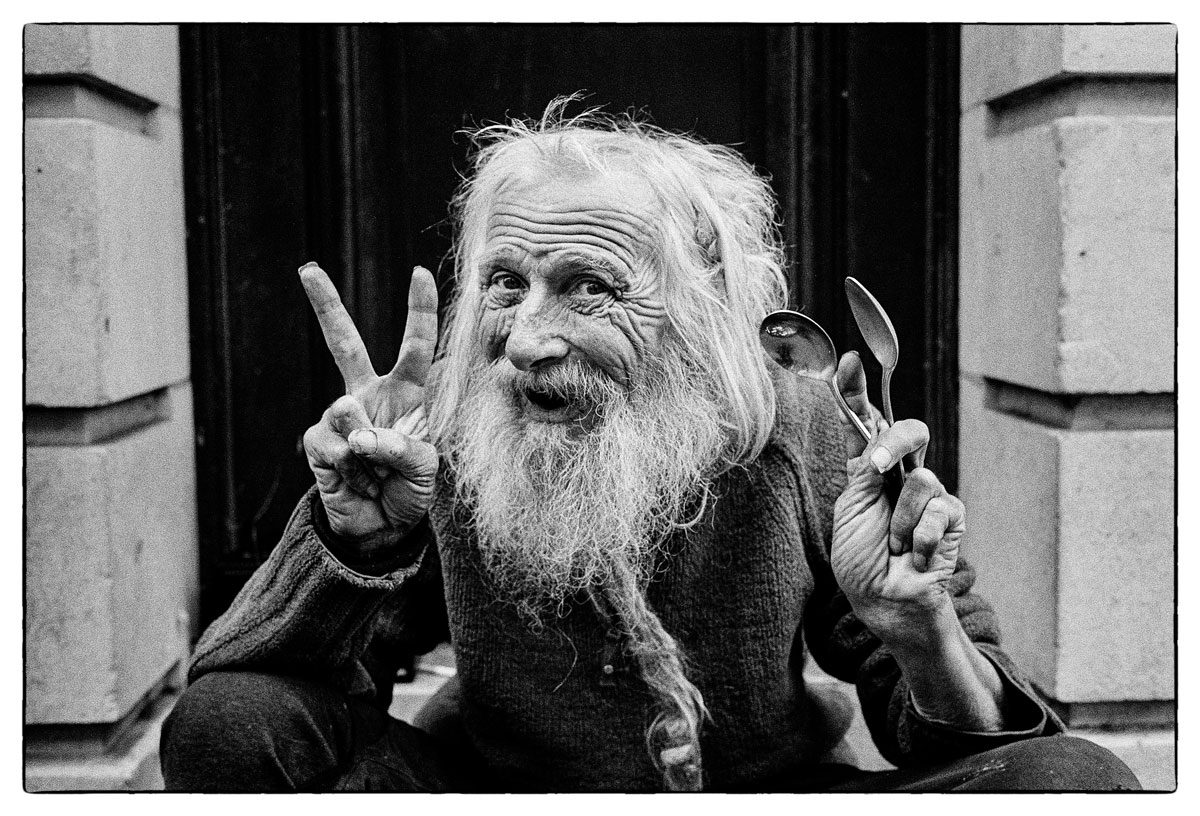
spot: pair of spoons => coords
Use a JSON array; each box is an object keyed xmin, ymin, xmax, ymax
[{"xmin": 759, "ymin": 277, "xmax": 913, "ymax": 506}]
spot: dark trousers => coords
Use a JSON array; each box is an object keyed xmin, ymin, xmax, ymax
[{"xmin": 160, "ymin": 671, "xmax": 1142, "ymax": 792}]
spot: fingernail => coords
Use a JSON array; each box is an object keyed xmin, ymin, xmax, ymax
[
  {"xmin": 366, "ymin": 481, "xmax": 380, "ymax": 499},
  {"xmin": 298, "ymin": 261, "xmax": 320, "ymax": 275},
  {"xmin": 913, "ymin": 552, "xmax": 927, "ymax": 572},
  {"xmin": 349, "ymin": 429, "xmax": 378, "ymax": 455},
  {"xmin": 870, "ymin": 446, "xmax": 892, "ymax": 473}
]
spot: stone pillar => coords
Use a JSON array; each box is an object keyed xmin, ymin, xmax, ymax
[
  {"xmin": 24, "ymin": 24, "xmax": 199, "ymax": 791},
  {"xmin": 957, "ymin": 24, "xmax": 1175, "ymax": 789}
]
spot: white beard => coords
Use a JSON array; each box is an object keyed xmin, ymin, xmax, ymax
[{"xmin": 441, "ymin": 347, "xmax": 727, "ymax": 620}]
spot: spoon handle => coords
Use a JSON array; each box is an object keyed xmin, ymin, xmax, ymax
[
  {"xmin": 827, "ymin": 380, "xmax": 872, "ymax": 444},
  {"xmin": 880, "ymin": 367, "xmax": 907, "ymax": 482},
  {"xmin": 830, "ymin": 373, "xmax": 905, "ymax": 533}
]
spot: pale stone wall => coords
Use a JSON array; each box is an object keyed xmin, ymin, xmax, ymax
[
  {"xmin": 24, "ymin": 24, "xmax": 197, "ymax": 790},
  {"xmin": 958, "ymin": 24, "xmax": 1176, "ymax": 790}
]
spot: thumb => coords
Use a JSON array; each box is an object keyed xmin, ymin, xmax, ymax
[
  {"xmin": 835, "ymin": 351, "xmax": 874, "ymax": 457},
  {"xmin": 347, "ymin": 427, "xmax": 437, "ymax": 482}
]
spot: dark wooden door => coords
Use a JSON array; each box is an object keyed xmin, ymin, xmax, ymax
[{"xmin": 181, "ymin": 24, "xmax": 959, "ymax": 624}]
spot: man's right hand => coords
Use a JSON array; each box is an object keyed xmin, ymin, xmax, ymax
[{"xmin": 299, "ymin": 262, "xmax": 440, "ymax": 556}]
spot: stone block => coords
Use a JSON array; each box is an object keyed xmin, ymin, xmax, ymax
[
  {"xmin": 1072, "ymin": 727, "xmax": 1175, "ymax": 791},
  {"xmin": 1062, "ymin": 25, "xmax": 1177, "ymax": 78},
  {"xmin": 959, "ymin": 378, "xmax": 1174, "ymax": 703},
  {"xmin": 957, "ymin": 104, "xmax": 1059, "ymax": 384},
  {"xmin": 1055, "ymin": 116, "xmax": 1175, "ymax": 392},
  {"xmin": 962, "ymin": 24, "xmax": 1176, "ymax": 108},
  {"xmin": 25, "ymin": 692, "xmax": 175, "ymax": 791},
  {"xmin": 962, "ymin": 24, "xmax": 1064, "ymax": 109},
  {"xmin": 24, "ymin": 24, "xmax": 180, "ymax": 109},
  {"xmin": 1055, "ymin": 427, "xmax": 1174, "ymax": 701},
  {"xmin": 25, "ymin": 384, "xmax": 199, "ymax": 725},
  {"xmin": 957, "ymin": 377, "xmax": 1059, "ymax": 690},
  {"xmin": 958, "ymin": 114, "xmax": 1174, "ymax": 394},
  {"xmin": 25, "ymin": 113, "xmax": 190, "ymax": 408}
]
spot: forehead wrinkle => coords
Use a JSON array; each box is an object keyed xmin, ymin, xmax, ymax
[
  {"xmin": 481, "ymin": 173, "xmax": 667, "ymax": 286},
  {"xmin": 484, "ymin": 210, "xmax": 648, "ymax": 273},
  {"xmin": 490, "ymin": 200, "xmax": 660, "ymax": 240},
  {"xmin": 485, "ymin": 208, "xmax": 654, "ymax": 260},
  {"xmin": 484, "ymin": 233, "xmax": 641, "ymax": 278},
  {"xmin": 489, "ymin": 224, "xmax": 639, "ymax": 260}
]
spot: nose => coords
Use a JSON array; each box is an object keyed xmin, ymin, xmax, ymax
[{"xmin": 504, "ymin": 307, "xmax": 569, "ymax": 372}]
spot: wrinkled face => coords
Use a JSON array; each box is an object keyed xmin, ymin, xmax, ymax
[{"xmin": 474, "ymin": 170, "xmax": 669, "ymax": 423}]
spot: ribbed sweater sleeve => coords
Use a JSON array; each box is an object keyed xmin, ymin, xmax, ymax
[
  {"xmin": 187, "ymin": 487, "xmax": 440, "ymax": 695},
  {"xmin": 804, "ymin": 559, "xmax": 1064, "ymax": 767},
  {"xmin": 781, "ymin": 371, "xmax": 1064, "ymax": 767}
]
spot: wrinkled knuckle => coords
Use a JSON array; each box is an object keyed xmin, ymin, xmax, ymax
[
  {"xmin": 405, "ymin": 336, "xmax": 437, "ymax": 356},
  {"xmin": 911, "ymin": 467, "xmax": 941, "ymax": 491},
  {"xmin": 332, "ymin": 337, "xmax": 360, "ymax": 358},
  {"xmin": 899, "ymin": 418, "xmax": 930, "ymax": 442},
  {"xmin": 334, "ymin": 445, "xmax": 358, "ymax": 468},
  {"xmin": 847, "ymin": 453, "xmax": 873, "ymax": 478},
  {"xmin": 394, "ymin": 433, "xmax": 416, "ymax": 462},
  {"xmin": 331, "ymin": 394, "xmax": 359, "ymax": 416},
  {"xmin": 415, "ymin": 440, "xmax": 439, "ymax": 472}
]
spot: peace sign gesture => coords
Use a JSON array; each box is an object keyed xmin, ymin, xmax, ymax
[{"xmin": 299, "ymin": 262, "xmax": 440, "ymax": 550}]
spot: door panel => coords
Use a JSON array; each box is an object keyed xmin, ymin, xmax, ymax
[{"xmin": 181, "ymin": 24, "xmax": 958, "ymax": 623}]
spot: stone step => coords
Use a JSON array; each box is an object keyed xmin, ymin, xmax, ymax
[
  {"xmin": 1069, "ymin": 726, "xmax": 1176, "ymax": 791},
  {"xmin": 25, "ymin": 690, "xmax": 175, "ymax": 791}
]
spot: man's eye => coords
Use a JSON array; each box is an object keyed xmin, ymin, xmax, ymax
[
  {"xmin": 577, "ymin": 278, "xmax": 611, "ymax": 297},
  {"xmin": 490, "ymin": 272, "xmax": 525, "ymax": 291}
]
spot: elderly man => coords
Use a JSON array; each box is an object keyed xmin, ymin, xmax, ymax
[{"xmin": 160, "ymin": 103, "xmax": 1138, "ymax": 792}]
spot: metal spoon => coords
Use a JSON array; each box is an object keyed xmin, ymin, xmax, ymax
[
  {"xmin": 844, "ymin": 277, "xmax": 899, "ymax": 426},
  {"xmin": 760, "ymin": 309, "xmax": 904, "ymax": 508},
  {"xmin": 759, "ymin": 310, "xmax": 871, "ymax": 443},
  {"xmin": 844, "ymin": 277, "xmax": 916, "ymax": 479}
]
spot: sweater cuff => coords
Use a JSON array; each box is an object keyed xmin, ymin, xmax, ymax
[
  {"xmin": 896, "ymin": 643, "xmax": 1064, "ymax": 762},
  {"xmin": 188, "ymin": 489, "xmax": 429, "ymax": 682},
  {"xmin": 309, "ymin": 487, "xmax": 432, "ymax": 577}
]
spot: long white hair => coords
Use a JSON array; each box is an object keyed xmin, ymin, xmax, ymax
[
  {"xmin": 429, "ymin": 97, "xmax": 790, "ymax": 791},
  {"xmin": 430, "ymin": 96, "xmax": 788, "ymax": 468}
]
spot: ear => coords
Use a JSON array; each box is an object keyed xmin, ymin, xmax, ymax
[
  {"xmin": 693, "ymin": 209, "xmax": 720, "ymax": 267},
  {"xmin": 690, "ymin": 204, "xmax": 729, "ymax": 300}
]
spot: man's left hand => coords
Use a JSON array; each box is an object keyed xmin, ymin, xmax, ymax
[{"xmin": 829, "ymin": 352, "xmax": 967, "ymax": 645}]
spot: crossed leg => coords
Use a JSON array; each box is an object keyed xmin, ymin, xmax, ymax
[{"xmin": 159, "ymin": 670, "xmax": 475, "ymax": 792}]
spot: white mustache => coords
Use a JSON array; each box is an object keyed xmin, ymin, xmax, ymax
[
  {"xmin": 444, "ymin": 346, "xmax": 726, "ymax": 621},
  {"xmin": 494, "ymin": 359, "xmax": 624, "ymax": 408}
]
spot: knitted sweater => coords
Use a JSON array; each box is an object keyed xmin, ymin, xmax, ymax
[{"xmin": 189, "ymin": 368, "xmax": 1062, "ymax": 791}]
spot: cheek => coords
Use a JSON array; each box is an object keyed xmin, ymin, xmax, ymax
[
  {"xmin": 580, "ymin": 304, "xmax": 666, "ymax": 382},
  {"xmin": 476, "ymin": 304, "xmax": 514, "ymax": 360},
  {"xmin": 610, "ymin": 298, "xmax": 667, "ymax": 355}
]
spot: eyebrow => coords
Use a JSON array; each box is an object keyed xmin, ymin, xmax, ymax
[
  {"xmin": 558, "ymin": 252, "xmax": 627, "ymax": 284},
  {"xmin": 479, "ymin": 249, "xmax": 521, "ymax": 270},
  {"xmin": 478, "ymin": 247, "xmax": 632, "ymax": 286}
]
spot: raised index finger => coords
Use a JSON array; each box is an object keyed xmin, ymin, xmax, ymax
[
  {"xmin": 836, "ymin": 351, "xmax": 876, "ymax": 457},
  {"xmin": 868, "ymin": 418, "xmax": 930, "ymax": 474},
  {"xmin": 388, "ymin": 265, "xmax": 439, "ymax": 388},
  {"xmin": 299, "ymin": 262, "xmax": 375, "ymax": 390}
]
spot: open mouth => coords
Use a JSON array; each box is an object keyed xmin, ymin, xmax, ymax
[{"xmin": 524, "ymin": 386, "xmax": 571, "ymax": 413}]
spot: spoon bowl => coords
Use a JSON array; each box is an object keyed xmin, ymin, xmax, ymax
[
  {"xmin": 844, "ymin": 277, "xmax": 900, "ymax": 425},
  {"xmin": 759, "ymin": 310, "xmax": 871, "ymax": 443}
]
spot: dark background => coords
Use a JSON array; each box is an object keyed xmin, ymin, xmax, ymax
[{"xmin": 180, "ymin": 24, "xmax": 960, "ymax": 625}]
